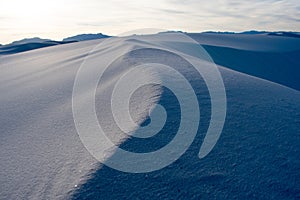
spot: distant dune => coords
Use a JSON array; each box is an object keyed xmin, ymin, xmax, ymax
[{"xmin": 191, "ymin": 33, "xmax": 300, "ymax": 91}]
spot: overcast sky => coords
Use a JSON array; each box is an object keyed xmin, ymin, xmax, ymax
[{"xmin": 0, "ymin": 0, "xmax": 299, "ymax": 44}]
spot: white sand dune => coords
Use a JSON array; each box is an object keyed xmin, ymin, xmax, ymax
[
  {"xmin": 0, "ymin": 33, "xmax": 299, "ymax": 199},
  {"xmin": 190, "ymin": 33, "xmax": 300, "ymax": 52}
]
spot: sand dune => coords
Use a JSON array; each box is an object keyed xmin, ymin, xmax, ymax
[{"xmin": 0, "ymin": 33, "xmax": 299, "ymax": 199}]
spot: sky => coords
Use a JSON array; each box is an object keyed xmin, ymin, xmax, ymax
[{"xmin": 0, "ymin": 0, "xmax": 299, "ymax": 44}]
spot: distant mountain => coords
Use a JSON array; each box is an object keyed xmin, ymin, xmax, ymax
[
  {"xmin": 239, "ymin": 30, "xmax": 268, "ymax": 34},
  {"xmin": 158, "ymin": 30, "xmax": 185, "ymax": 34},
  {"xmin": 240, "ymin": 31, "xmax": 300, "ymax": 38},
  {"xmin": 201, "ymin": 31, "xmax": 300, "ymax": 38},
  {"xmin": 63, "ymin": 33, "xmax": 110, "ymax": 42},
  {"xmin": 0, "ymin": 38, "xmax": 75, "ymax": 55},
  {"xmin": 0, "ymin": 34, "xmax": 111, "ymax": 55},
  {"xmin": 9, "ymin": 37, "xmax": 52, "ymax": 45},
  {"xmin": 202, "ymin": 31, "xmax": 236, "ymax": 34}
]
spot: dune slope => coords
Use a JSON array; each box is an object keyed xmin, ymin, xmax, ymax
[{"xmin": 0, "ymin": 34, "xmax": 299, "ymax": 200}]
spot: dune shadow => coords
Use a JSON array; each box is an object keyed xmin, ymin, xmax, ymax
[
  {"xmin": 71, "ymin": 48, "xmax": 300, "ymax": 199},
  {"xmin": 71, "ymin": 73, "xmax": 214, "ymax": 199},
  {"xmin": 203, "ymin": 45, "xmax": 300, "ymax": 91}
]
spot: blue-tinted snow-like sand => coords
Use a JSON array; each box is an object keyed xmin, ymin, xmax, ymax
[{"xmin": 0, "ymin": 34, "xmax": 299, "ymax": 199}]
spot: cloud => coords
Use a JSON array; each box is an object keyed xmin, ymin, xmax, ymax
[
  {"xmin": 77, "ymin": 19, "xmax": 134, "ymax": 27},
  {"xmin": 155, "ymin": 8, "xmax": 188, "ymax": 15},
  {"xmin": 1, "ymin": 0, "xmax": 300, "ymax": 44},
  {"xmin": 161, "ymin": 0, "xmax": 300, "ymax": 30}
]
